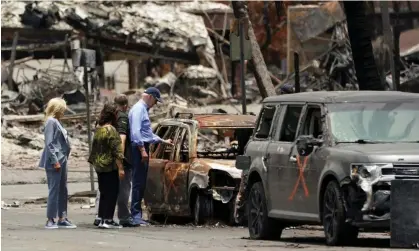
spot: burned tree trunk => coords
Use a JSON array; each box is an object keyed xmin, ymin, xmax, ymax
[
  {"xmin": 231, "ymin": 1, "xmax": 276, "ymax": 98},
  {"xmin": 343, "ymin": 1, "xmax": 384, "ymax": 90}
]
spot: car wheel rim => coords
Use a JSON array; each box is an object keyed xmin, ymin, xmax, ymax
[
  {"xmin": 324, "ymin": 188, "xmax": 338, "ymax": 240},
  {"xmin": 249, "ymin": 188, "xmax": 263, "ymax": 236}
]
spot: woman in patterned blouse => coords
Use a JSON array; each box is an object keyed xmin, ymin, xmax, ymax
[{"xmin": 88, "ymin": 103, "xmax": 125, "ymax": 229}]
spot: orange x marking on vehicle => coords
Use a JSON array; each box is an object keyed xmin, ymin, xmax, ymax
[
  {"xmin": 288, "ymin": 155, "xmax": 309, "ymax": 201},
  {"xmin": 164, "ymin": 165, "xmax": 184, "ymax": 201}
]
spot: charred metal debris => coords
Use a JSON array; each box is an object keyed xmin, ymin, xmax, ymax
[
  {"xmin": 277, "ymin": 21, "xmax": 359, "ymax": 94},
  {"xmin": 1, "ymin": 66, "xmax": 87, "ymax": 116},
  {"xmin": 276, "ymin": 2, "xmax": 419, "ymax": 94}
]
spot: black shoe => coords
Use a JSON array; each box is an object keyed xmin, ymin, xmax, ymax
[
  {"xmin": 120, "ymin": 219, "xmax": 135, "ymax": 227},
  {"xmin": 94, "ymin": 218, "xmax": 101, "ymax": 226}
]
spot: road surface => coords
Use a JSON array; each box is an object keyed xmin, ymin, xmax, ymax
[{"xmin": 2, "ymin": 204, "xmax": 396, "ymax": 251}]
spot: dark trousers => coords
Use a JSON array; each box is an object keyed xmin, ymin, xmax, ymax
[
  {"xmin": 130, "ymin": 144, "xmax": 149, "ymax": 221},
  {"xmin": 117, "ymin": 167, "xmax": 132, "ymax": 221},
  {"xmin": 97, "ymin": 170, "xmax": 119, "ymax": 220},
  {"xmin": 95, "ymin": 167, "xmax": 132, "ymax": 221}
]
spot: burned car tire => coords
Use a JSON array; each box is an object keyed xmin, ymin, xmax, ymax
[
  {"xmin": 248, "ymin": 182, "xmax": 283, "ymax": 240},
  {"xmin": 322, "ymin": 180, "xmax": 359, "ymax": 246},
  {"xmin": 193, "ymin": 194, "xmax": 212, "ymax": 225}
]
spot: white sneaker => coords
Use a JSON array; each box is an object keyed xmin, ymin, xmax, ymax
[
  {"xmin": 101, "ymin": 220, "xmax": 122, "ymax": 229},
  {"xmin": 45, "ymin": 219, "xmax": 58, "ymax": 229},
  {"xmin": 98, "ymin": 220, "xmax": 107, "ymax": 229}
]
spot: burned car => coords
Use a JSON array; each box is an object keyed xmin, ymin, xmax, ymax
[
  {"xmin": 144, "ymin": 112, "xmax": 256, "ymax": 225},
  {"xmin": 236, "ymin": 91, "xmax": 419, "ymax": 245}
]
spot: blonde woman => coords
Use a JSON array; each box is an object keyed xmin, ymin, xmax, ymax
[{"xmin": 39, "ymin": 98, "xmax": 76, "ymax": 229}]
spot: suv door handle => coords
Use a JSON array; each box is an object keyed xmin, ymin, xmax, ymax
[{"xmin": 290, "ymin": 155, "xmax": 297, "ymax": 162}]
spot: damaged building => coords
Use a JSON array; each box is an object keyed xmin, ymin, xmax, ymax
[{"xmin": 1, "ymin": 1, "xmax": 241, "ymax": 117}]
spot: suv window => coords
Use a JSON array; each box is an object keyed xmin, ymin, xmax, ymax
[
  {"xmin": 279, "ymin": 105, "xmax": 303, "ymax": 142},
  {"xmin": 254, "ymin": 106, "xmax": 277, "ymax": 139},
  {"xmin": 300, "ymin": 106, "xmax": 323, "ymax": 139}
]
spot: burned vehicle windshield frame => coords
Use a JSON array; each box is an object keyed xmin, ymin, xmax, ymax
[
  {"xmin": 197, "ymin": 127, "xmax": 254, "ymax": 159},
  {"xmin": 327, "ymin": 101, "xmax": 419, "ymax": 143}
]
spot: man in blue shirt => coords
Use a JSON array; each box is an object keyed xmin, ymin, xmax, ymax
[{"xmin": 129, "ymin": 87, "xmax": 172, "ymax": 226}]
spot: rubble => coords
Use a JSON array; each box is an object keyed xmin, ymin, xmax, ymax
[
  {"xmin": 1, "ymin": 201, "xmax": 20, "ymax": 209},
  {"xmin": 388, "ymin": 61, "xmax": 419, "ymax": 92},
  {"xmin": 178, "ymin": 1, "xmax": 232, "ymax": 14},
  {"xmin": 2, "ymin": 70, "xmax": 84, "ymax": 115},
  {"xmin": 1, "ymin": 1, "xmax": 228, "ymax": 116},
  {"xmin": 1, "ymin": 1, "xmax": 71, "ymax": 30},
  {"xmin": 2, "ymin": 1, "xmax": 215, "ymax": 56},
  {"xmin": 145, "ymin": 72, "xmax": 177, "ymax": 94},
  {"xmin": 1, "ymin": 124, "xmax": 89, "ymax": 170},
  {"xmin": 277, "ymin": 21, "xmax": 359, "ymax": 93}
]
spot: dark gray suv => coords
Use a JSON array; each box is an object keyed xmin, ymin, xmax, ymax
[{"xmin": 236, "ymin": 91, "xmax": 419, "ymax": 246}]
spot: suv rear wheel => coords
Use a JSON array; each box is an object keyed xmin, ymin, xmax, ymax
[
  {"xmin": 248, "ymin": 182, "xmax": 283, "ymax": 240},
  {"xmin": 323, "ymin": 180, "xmax": 359, "ymax": 245}
]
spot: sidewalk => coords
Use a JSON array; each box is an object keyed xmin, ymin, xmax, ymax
[{"xmin": 1, "ymin": 182, "xmax": 97, "ymax": 202}]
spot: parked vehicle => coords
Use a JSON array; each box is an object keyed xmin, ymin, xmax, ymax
[
  {"xmin": 236, "ymin": 91, "xmax": 419, "ymax": 245},
  {"xmin": 144, "ymin": 112, "xmax": 256, "ymax": 225}
]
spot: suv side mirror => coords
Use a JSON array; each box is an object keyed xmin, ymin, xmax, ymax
[{"xmin": 296, "ymin": 135, "xmax": 323, "ymax": 156}]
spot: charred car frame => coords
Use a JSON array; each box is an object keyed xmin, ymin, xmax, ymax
[
  {"xmin": 144, "ymin": 112, "xmax": 256, "ymax": 225},
  {"xmin": 236, "ymin": 91, "xmax": 419, "ymax": 245}
]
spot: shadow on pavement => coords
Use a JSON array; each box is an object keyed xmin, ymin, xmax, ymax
[{"xmin": 280, "ymin": 236, "xmax": 390, "ymax": 248}]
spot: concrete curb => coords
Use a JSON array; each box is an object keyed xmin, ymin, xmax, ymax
[{"xmin": 24, "ymin": 190, "xmax": 98, "ymax": 205}]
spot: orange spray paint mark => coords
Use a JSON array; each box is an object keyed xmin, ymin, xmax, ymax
[{"xmin": 288, "ymin": 155, "xmax": 309, "ymax": 201}]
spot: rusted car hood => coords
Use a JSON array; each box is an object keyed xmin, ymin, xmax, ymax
[{"xmin": 200, "ymin": 158, "xmax": 242, "ymax": 179}]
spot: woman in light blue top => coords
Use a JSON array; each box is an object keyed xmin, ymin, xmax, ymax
[{"xmin": 39, "ymin": 98, "xmax": 76, "ymax": 229}]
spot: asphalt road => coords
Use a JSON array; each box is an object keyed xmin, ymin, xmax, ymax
[{"xmin": 1, "ymin": 204, "xmax": 397, "ymax": 251}]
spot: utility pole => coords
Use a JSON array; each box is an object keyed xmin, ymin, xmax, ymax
[
  {"xmin": 81, "ymin": 38, "xmax": 95, "ymax": 192},
  {"xmin": 72, "ymin": 36, "xmax": 96, "ymax": 192}
]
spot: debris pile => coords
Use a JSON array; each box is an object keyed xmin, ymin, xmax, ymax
[
  {"xmin": 2, "ymin": 69, "xmax": 83, "ymax": 115},
  {"xmin": 172, "ymin": 65, "xmax": 219, "ymax": 105},
  {"xmin": 1, "ymin": 201, "xmax": 20, "ymax": 209},
  {"xmin": 1, "ymin": 1, "xmax": 215, "ymax": 56},
  {"xmin": 140, "ymin": 64, "xmax": 262, "ymax": 107},
  {"xmin": 388, "ymin": 59, "xmax": 419, "ymax": 92},
  {"xmin": 197, "ymin": 131, "xmax": 238, "ymax": 158},
  {"xmin": 277, "ymin": 21, "xmax": 359, "ymax": 93},
  {"xmin": 1, "ymin": 1, "xmax": 71, "ymax": 30},
  {"xmin": 1, "ymin": 124, "xmax": 89, "ymax": 169}
]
